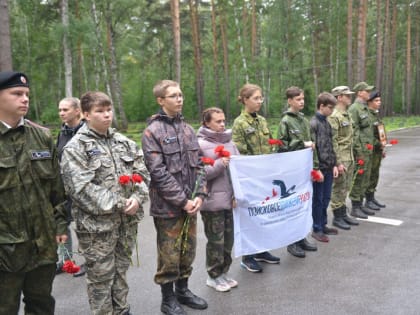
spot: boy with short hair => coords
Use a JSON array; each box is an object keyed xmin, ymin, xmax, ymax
[
  {"xmin": 142, "ymin": 80, "xmax": 208, "ymax": 315},
  {"xmin": 310, "ymin": 92, "xmax": 339, "ymax": 242},
  {"xmin": 61, "ymin": 91, "xmax": 150, "ymax": 315},
  {"xmin": 277, "ymin": 86, "xmax": 318, "ymax": 257}
]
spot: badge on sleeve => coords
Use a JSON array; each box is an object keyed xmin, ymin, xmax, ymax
[{"xmin": 30, "ymin": 150, "xmax": 52, "ymax": 160}]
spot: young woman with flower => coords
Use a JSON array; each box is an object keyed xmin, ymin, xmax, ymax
[
  {"xmin": 197, "ymin": 107, "xmax": 240, "ymax": 292},
  {"xmin": 232, "ymin": 83, "xmax": 281, "ymax": 273}
]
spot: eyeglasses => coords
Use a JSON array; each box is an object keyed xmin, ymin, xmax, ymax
[
  {"xmin": 250, "ymin": 96, "xmax": 264, "ymax": 102},
  {"xmin": 162, "ymin": 94, "xmax": 184, "ymax": 100}
]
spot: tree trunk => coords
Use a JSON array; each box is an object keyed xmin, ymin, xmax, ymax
[
  {"xmin": 251, "ymin": 0, "xmax": 257, "ymax": 59},
  {"xmin": 346, "ymin": 0, "xmax": 353, "ymax": 85},
  {"xmin": 386, "ymin": 2, "xmax": 398, "ymax": 116},
  {"xmin": 210, "ymin": 0, "xmax": 220, "ymax": 109},
  {"xmin": 220, "ymin": 12, "xmax": 231, "ymax": 120},
  {"xmin": 170, "ymin": 0, "xmax": 181, "ymax": 84},
  {"xmin": 105, "ymin": 2, "xmax": 127, "ymax": 130},
  {"xmin": 0, "ymin": 0, "xmax": 13, "ymax": 71},
  {"xmin": 375, "ymin": 0, "xmax": 384, "ymax": 91},
  {"xmin": 61, "ymin": 0, "xmax": 73, "ymax": 97},
  {"xmin": 405, "ymin": 1, "xmax": 412, "ymax": 115},
  {"xmin": 356, "ymin": 0, "xmax": 367, "ymax": 82},
  {"xmin": 90, "ymin": 0, "xmax": 118, "ymax": 127},
  {"xmin": 188, "ymin": 0, "xmax": 204, "ymax": 115},
  {"xmin": 415, "ymin": 6, "xmax": 420, "ymax": 115},
  {"xmin": 233, "ymin": 6, "xmax": 249, "ymax": 82}
]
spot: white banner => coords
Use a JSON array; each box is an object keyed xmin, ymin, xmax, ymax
[{"xmin": 229, "ymin": 148, "xmax": 313, "ymax": 257}]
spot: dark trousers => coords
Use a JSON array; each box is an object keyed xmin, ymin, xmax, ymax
[
  {"xmin": 312, "ymin": 170, "xmax": 334, "ymax": 232},
  {"xmin": 0, "ymin": 263, "xmax": 56, "ymax": 315}
]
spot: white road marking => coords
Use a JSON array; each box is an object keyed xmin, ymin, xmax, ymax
[{"xmin": 358, "ymin": 216, "xmax": 403, "ymax": 226}]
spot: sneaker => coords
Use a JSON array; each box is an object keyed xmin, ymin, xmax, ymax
[
  {"xmin": 206, "ymin": 276, "xmax": 231, "ymax": 292},
  {"xmin": 222, "ymin": 273, "xmax": 238, "ymax": 288},
  {"xmin": 323, "ymin": 226, "xmax": 338, "ymax": 235},
  {"xmin": 254, "ymin": 251, "xmax": 280, "ymax": 264},
  {"xmin": 240, "ymin": 257, "xmax": 262, "ymax": 273}
]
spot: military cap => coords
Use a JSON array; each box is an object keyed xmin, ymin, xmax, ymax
[
  {"xmin": 353, "ymin": 81, "xmax": 374, "ymax": 92},
  {"xmin": 367, "ymin": 91, "xmax": 380, "ymax": 102},
  {"xmin": 0, "ymin": 71, "xmax": 30, "ymax": 91},
  {"xmin": 331, "ymin": 86, "xmax": 355, "ymax": 96}
]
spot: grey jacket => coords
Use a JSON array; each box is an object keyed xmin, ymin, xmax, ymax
[{"xmin": 197, "ymin": 126, "xmax": 239, "ymax": 212}]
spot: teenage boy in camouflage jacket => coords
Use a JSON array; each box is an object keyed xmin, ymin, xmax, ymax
[
  {"xmin": 61, "ymin": 91, "xmax": 150, "ymax": 315},
  {"xmin": 277, "ymin": 86, "xmax": 318, "ymax": 258}
]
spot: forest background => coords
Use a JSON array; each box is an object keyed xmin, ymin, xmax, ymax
[{"xmin": 0, "ymin": 0, "xmax": 419, "ymax": 133}]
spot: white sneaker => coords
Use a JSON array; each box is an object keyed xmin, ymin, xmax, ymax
[
  {"xmin": 222, "ymin": 273, "xmax": 238, "ymax": 288},
  {"xmin": 206, "ymin": 276, "xmax": 231, "ymax": 292}
]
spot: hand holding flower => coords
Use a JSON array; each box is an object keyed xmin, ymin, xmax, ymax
[{"xmin": 124, "ymin": 197, "xmax": 140, "ymax": 216}]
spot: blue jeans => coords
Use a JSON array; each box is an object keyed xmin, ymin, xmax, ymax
[{"xmin": 312, "ymin": 170, "xmax": 333, "ymax": 232}]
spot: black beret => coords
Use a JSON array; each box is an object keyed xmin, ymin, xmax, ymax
[
  {"xmin": 0, "ymin": 71, "xmax": 30, "ymax": 90},
  {"xmin": 367, "ymin": 91, "xmax": 380, "ymax": 102}
]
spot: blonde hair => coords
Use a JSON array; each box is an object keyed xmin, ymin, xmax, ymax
[{"xmin": 153, "ymin": 80, "xmax": 180, "ymax": 98}]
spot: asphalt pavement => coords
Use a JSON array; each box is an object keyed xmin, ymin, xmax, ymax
[{"xmin": 23, "ymin": 127, "xmax": 420, "ymax": 315}]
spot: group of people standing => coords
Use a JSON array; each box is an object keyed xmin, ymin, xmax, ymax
[{"xmin": 0, "ymin": 70, "xmax": 386, "ymax": 315}]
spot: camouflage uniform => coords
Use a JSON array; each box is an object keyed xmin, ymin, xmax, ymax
[
  {"xmin": 232, "ymin": 110, "xmax": 273, "ymax": 155},
  {"xmin": 0, "ymin": 119, "xmax": 67, "ymax": 315},
  {"xmin": 197, "ymin": 126, "xmax": 239, "ymax": 279},
  {"xmin": 141, "ymin": 110, "xmax": 206, "ymax": 285},
  {"xmin": 61, "ymin": 124, "xmax": 150, "ymax": 315},
  {"xmin": 328, "ymin": 108, "xmax": 355, "ymax": 210},
  {"xmin": 348, "ymin": 100, "xmax": 375, "ymax": 203},
  {"xmin": 366, "ymin": 108, "xmax": 384, "ymax": 194}
]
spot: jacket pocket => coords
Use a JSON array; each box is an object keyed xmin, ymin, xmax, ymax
[
  {"xmin": 162, "ymin": 143, "xmax": 182, "ymax": 173},
  {"xmin": 359, "ymin": 114, "xmax": 370, "ymax": 128},
  {"xmin": 29, "ymin": 150, "xmax": 55, "ymax": 179},
  {"xmin": 0, "ymin": 156, "xmax": 19, "ymax": 190},
  {"xmin": 187, "ymin": 143, "xmax": 200, "ymax": 168}
]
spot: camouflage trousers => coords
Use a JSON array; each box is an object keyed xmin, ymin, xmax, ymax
[
  {"xmin": 200, "ymin": 210, "xmax": 234, "ymax": 279},
  {"xmin": 330, "ymin": 161, "xmax": 354, "ymax": 210},
  {"xmin": 366, "ymin": 150, "xmax": 383, "ymax": 194},
  {"xmin": 77, "ymin": 223, "xmax": 137, "ymax": 315},
  {"xmin": 349, "ymin": 153, "xmax": 372, "ymax": 202},
  {"xmin": 0, "ymin": 263, "xmax": 56, "ymax": 315},
  {"xmin": 153, "ymin": 215, "xmax": 197, "ymax": 285}
]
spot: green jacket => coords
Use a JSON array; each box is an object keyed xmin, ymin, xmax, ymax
[
  {"xmin": 232, "ymin": 110, "xmax": 272, "ymax": 155},
  {"xmin": 348, "ymin": 100, "xmax": 375, "ymax": 159},
  {"xmin": 327, "ymin": 107, "xmax": 354, "ymax": 164},
  {"xmin": 368, "ymin": 108, "xmax": 384, "ymax": 151},
  {"xmin": 0, "ymin": 120, "xmax": 67, "ymax": 272},
  {"xmin": 277, "ymin": 109, "xmax": 319, "ymax": 168}
]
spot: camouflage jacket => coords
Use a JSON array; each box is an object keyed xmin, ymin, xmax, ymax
[
  {"xmin": 232, "ymin": 110, "xmax": 272, "ymax": 155},
  {"xmin": 310, "ymin": 112, "xmax": 336, "ymax": 171},
  {"xmin": 0, "ymin": 119, "xmax": 67, "ymax": 272},
  {"xmin": 277, "ymin": 109, "xmax": 319, "ymax": 167},
  {"xmin": 368, "ymin": 108, "xmax": 384, "ymax": 152},
  {"xmin": 348, "ymin": 99, "xmax": 374, "ymax": 159},
  {"xmin": 60, "ymin": 124, "xmax": 150, "ymax": 234},
  {"xmin": 141, "ymin": 111, "xmax": 206, "ymax": 218},
  {"xmin": 327, "ymin": 107, "xmax": 354, "ymax": 164}
]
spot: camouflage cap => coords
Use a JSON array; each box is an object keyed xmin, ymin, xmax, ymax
[
  {"xmin": 367, "ymin": 91, "xmax": 380, "ymax": 102},
  {"xmin": 353, "ymin": 81, "xmax": 374, "ymax": 92},
  {"xmin": 331, "ymin": 86, "xmax": 355, "ymax": 96},
  {"xmin": 0, "ymin": 71, "xmax": 29, "ymax": 90}
]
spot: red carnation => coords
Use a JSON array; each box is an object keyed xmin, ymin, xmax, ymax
[
  {"xmin": 311, "ymin": 170, "xmax": 322, "ymax": 182},
  {"xmin": 220, "ymin": 150, "xmax": 231, "ymax": 158},
  {"xmin": 62, "ymin": 260, "xmax": 81, "ymax": 274},
  {"xmin": 366, "ymin": 144, "xmax": 373, "ymax": 150},
  {"xmin": 389, "ymin": 139, "xmax": 399, "ymax": 145},
  {"xmin": 268, "ymin": 139, "xmax": 284, "ymax": 146},
  {"xmin": 131, "ymin": 174, "xmax": 143, "ymax": 183},
  {"xmin": 214, "ymin": 145, "xmax": 224, "ymax": 154},
  {"xmin": 201, "ymin": 157, "xmax": 215, "ymax": 166},
  {"xmin": 357, "ymin": 159, "xmax": 365, "ymax": 166},
  {"xmin": 358, "ymin": 169, "xmax": 364, "ymax": 175},
  {"xmin": 119, "ymin": 175, "xmax": 131, "ymax": 185}
]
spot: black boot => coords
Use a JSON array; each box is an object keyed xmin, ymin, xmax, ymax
[
  {"xmin": 350, "ymin": 201, "xmax": 368, "ymax": 219},
  {"xmin": 372, "ymin": 193, "xmax": 386, "ymax": 208},
  {"xmin": 332, "ymin": 207, "xmax": 350, "ymax": 230},
  {"xmin": 175, "ymin": 278, "xmax": 208, "ymax": 310},
  {"xmin": 365, "ymin": 193, "xmax": 380, "ymax": 210},
  {"xmin": 360, "ymin": 201, "xmax": 375, "ymax": 215},
  {"xmin": 161, "ymin": 282, "xmax": 186, "ymax": 315},
  {"xmin": 343, "ymin": 207, "xmax": 359, "ymax": 225}
]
